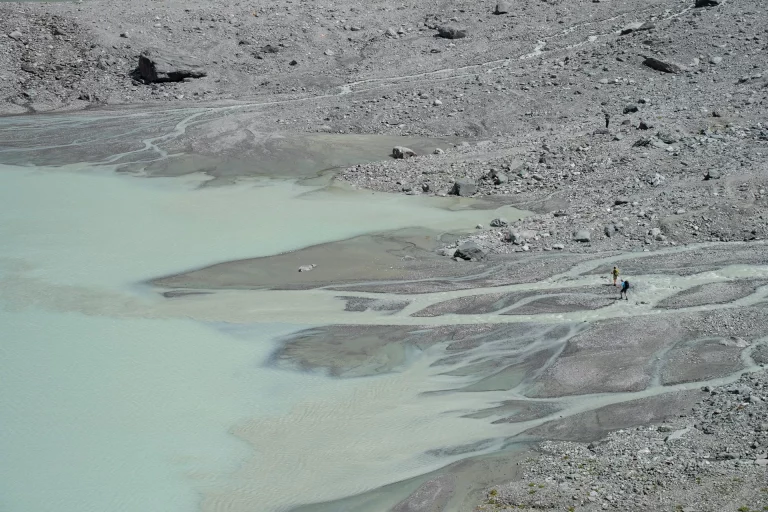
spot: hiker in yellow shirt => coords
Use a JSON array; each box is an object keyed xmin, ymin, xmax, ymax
[{"xmin": 612, "ymin": 266, "xmax": 620, "ymax": 286}]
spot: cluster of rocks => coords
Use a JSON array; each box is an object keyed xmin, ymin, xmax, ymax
[
  {"xmin": 376, "ymin": 125, "xmax": 767, "ymax": 257},
  {"xmin": 484, "ymin": 370, "xmax": 768, "ymax": 511}
]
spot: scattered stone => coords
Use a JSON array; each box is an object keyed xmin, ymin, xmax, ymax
[
  {"xmin": 704, "ymin": 170, "xmax": 721, "ymax": 180},
  {"xmin": 298, "ymin": 264, "xmax": 317, "ymax": 272},
  {"xmin": 695, "ymin": 0, "xmax": 720, "ymax": 7},
  {"xmin": 657, "ymin": 131, "xmax": 678, "ymax": 144},
  {"xmin": 437, "ymin": 26, "xmax": 467, "ymax": 39},
  {"xmin": 623, "ymin": 104, "xmax": 639, "ymax": 114},
  {"xmin": 720, "ymin": 336, "xmax": 750, "ymax": 348},
  {"xmin": 392, "ymin": 146, "xmax": 417, "ymax": 159},
  {"xmin": 8, "ymin": 30, "xmax": 23, "ymax": 41},
  {"xmin": 633, "ymin": 137, "xmax": 652, "ymax": 147},
  {"xmin": 490, "ymin": 218, "xmax": 508, "ymax": 227},
  {"xmin": 494, "ymin": 173, "xmax": 509, "ymax": 185},
  {"xmin": 433, "ymin": 148, "xmax": 444, "ymax": 155},
  {"xmin": 620, "ymin": 21, "xmax": 654, "ymax": 35},
  {"xmin": 454, "ymin": 242, "xmax": 487, "ymax": 261},
  {"xmin": 489, "ymin": 370, "xmax": 768, "ymax": 511}
]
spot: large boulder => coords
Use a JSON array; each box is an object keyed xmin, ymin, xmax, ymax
[
  {"xmin": 437, "ymin": 26, "xmax": 467, "ymax": 39},
  {"xmin": 643, "ymin": 57, "xmax": 683, "ymax": 74},
  {"xmin": 454, "ymin": 242, "xmax": 487, "ymax": 261},
  {"xmin": 138, "ymin": 48, "xmax": 207, "ymax": 83},
  {"xmin": 494, "ymin": 1, "xmax": 512, "ymax": 14},
  {"xmin": 392, "ymin": 146, "xmax": 417, "ymax": 159},
  {"xmin": 451, "ymin": 179, "xmax": 478, "ymax": 197},
  {"xmin": 493, "ymin": 172, "xmax": 509, "ymax": 185},
  {"xmin": 704, "ymin": 169, "xmax": 722, "ymax": 180},
  {"xmin": 573, "ymin": 230, "xmax": 592, "ymax": 243},
  {"xmin": 695, "ymin": 0, "xmax": 720, "ymax": 6}
]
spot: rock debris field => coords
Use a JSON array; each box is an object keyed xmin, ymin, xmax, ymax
[
  {"xmin": 484, "ymin": 371, "xmax": 768, "ymax": 512},
  {"xmin": 2, "ymin": 0, "xmax": 768, "ymax": 510}
]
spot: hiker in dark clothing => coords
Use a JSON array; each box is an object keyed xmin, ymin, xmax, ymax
[
  {"xmin": 604, "ymin": 112, "xmax": 610, "ymax": 129},
  {"xmin": 619, "ymin": 279, "xmax": 630, "ymax": 300}
]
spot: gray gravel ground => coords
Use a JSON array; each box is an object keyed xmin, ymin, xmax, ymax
[{"xmin": 482, "ymin": 371, "xmax": 768, "ymax": 512}]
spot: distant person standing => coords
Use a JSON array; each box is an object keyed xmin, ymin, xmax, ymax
[
  {"xmin": 611, "ymin": 266, "xmax": 620, "ymax": 286},
  {"xmin": 604, "ymin": 112, "xmax": 610, "ymax": 129},
  {"xmin": 619, "ymin": 279, "xmax": 630, "ymax": 301}
]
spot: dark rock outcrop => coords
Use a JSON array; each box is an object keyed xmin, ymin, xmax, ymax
[
  {"xmin": 451, "ymin": 179, "xmax": 477, "ymax": 196},
  {"xmin": 494, "ymin": 2, "xmax": 512, "ymax": 15},
  {"xmin": 643, "ymin": 57, "xmax": 683, "ymax": 74},
  {"xmin": 138, "ymin": 48, "xmax": 206, "ymax": 83},
  {"xmin": 437, "ymin": 26, "xmax": 467, "ymax": 39},
  {"xmin": 454, "ymin": 242, "xmax": 487, "ymax": 261}
]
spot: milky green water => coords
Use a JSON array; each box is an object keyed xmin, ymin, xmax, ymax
[{"xmin": 0, "ymin": 165, "xmax": 525, "ymax": 512}]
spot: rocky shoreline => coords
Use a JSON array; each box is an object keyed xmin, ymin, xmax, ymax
[{"xmin": 481, "ymin": 369, "xmax": 768, "ymax": 512}]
